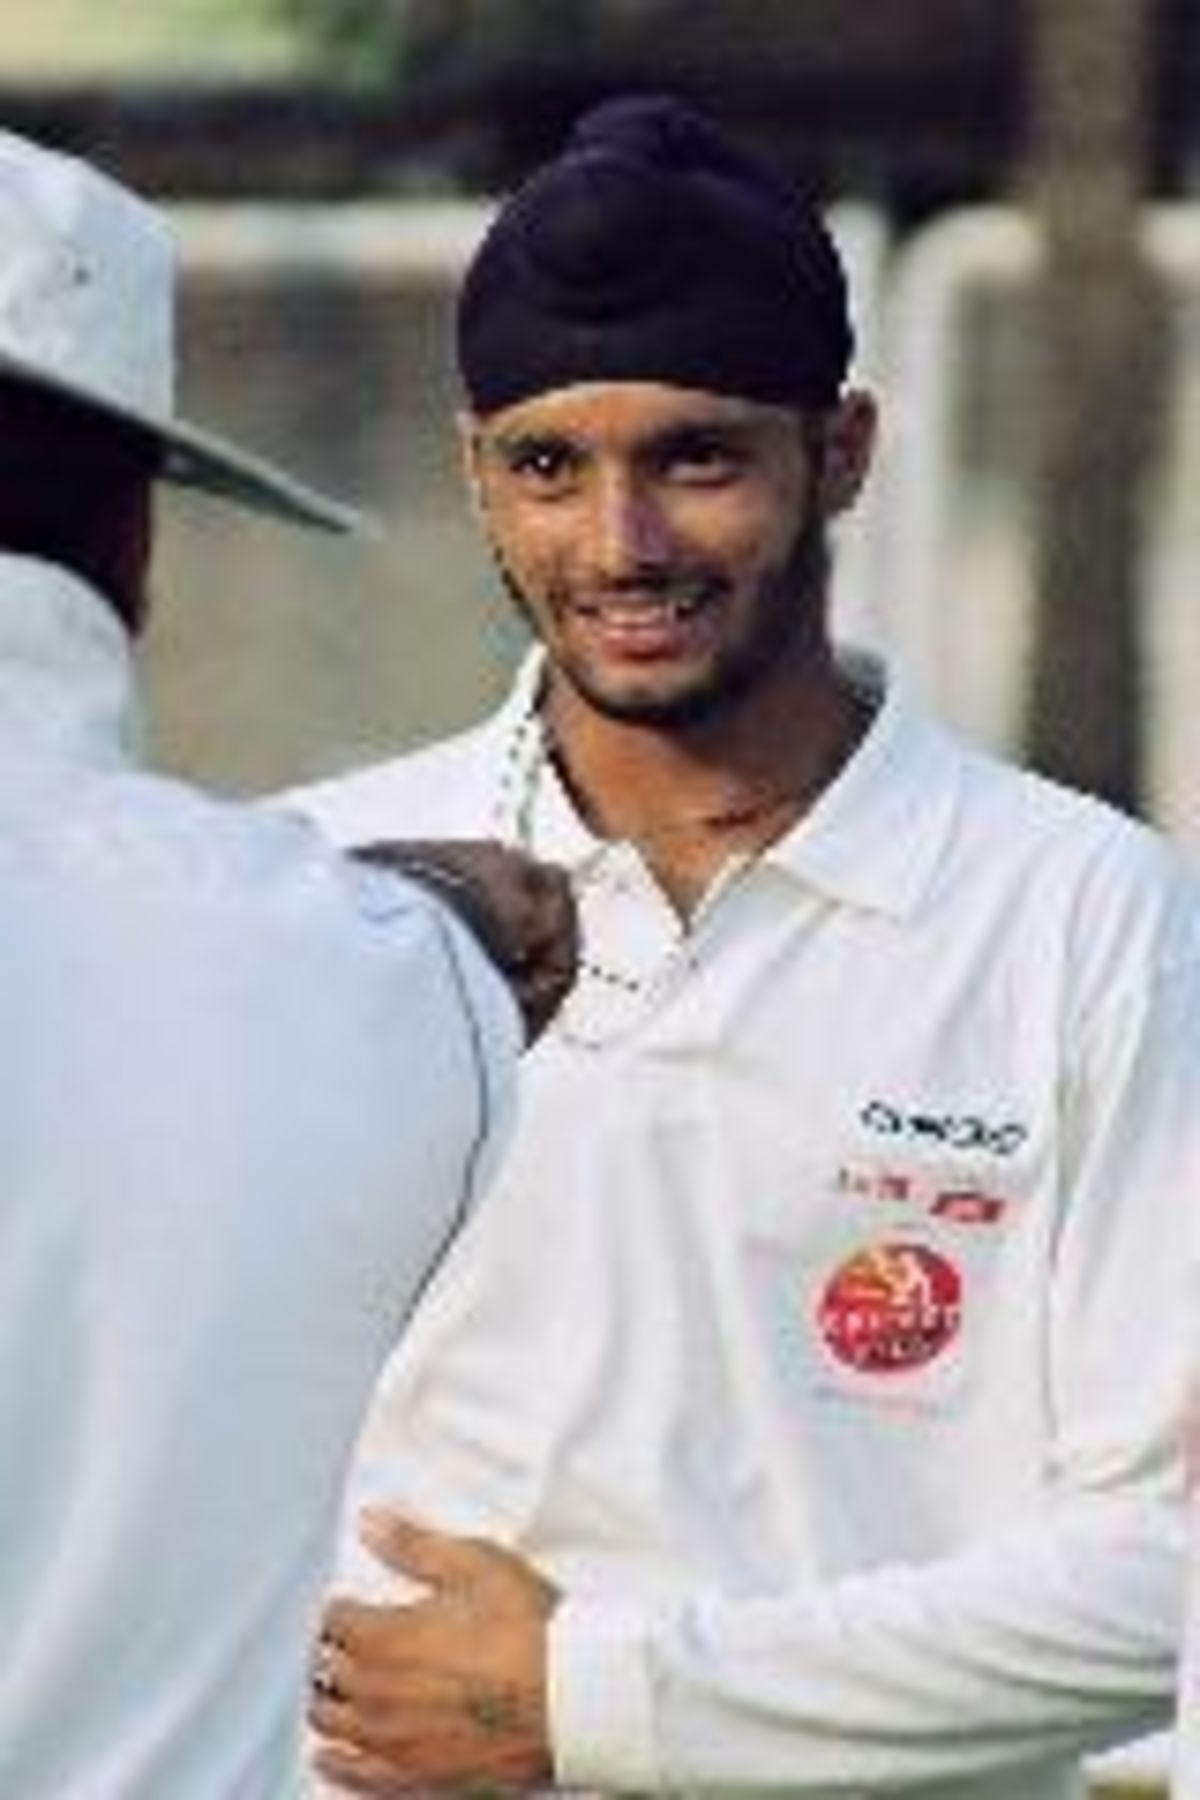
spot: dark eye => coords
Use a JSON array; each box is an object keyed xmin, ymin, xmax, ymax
[
  {"xmin": 500, "ymin": 438, "xmax": 578, "ymax": 491},
  {"xmin": 659, "ymin": 430, "xmax": 745, "ymax": 485}
]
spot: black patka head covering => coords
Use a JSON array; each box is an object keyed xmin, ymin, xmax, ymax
[{"xmin": 456, "ymin": 94, "xmax": 854, "ymax": 415}]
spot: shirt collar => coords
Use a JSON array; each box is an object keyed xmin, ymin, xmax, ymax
[
  {"xmin": 0, "ymin": 553, "xmax": 143, "ymax": 770},
  {"xmin": 763, "ymin": 670, "xmax": 962, "ymax": 918},
  {"xmin": 500, "ymin": 648, "xmax": 961, "ymax": 917}
]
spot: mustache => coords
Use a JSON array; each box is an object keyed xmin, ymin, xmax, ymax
[
  {"xmin": 495, "ymin": 554, "xmax": 725, "ymax": 617},
  {"xmin": 563, "ymin": 568, "xmax": 727, "ymax": 612},
  {"xmin": 588, "ymin": 566, "xmax": 712, "ymax": 595}
]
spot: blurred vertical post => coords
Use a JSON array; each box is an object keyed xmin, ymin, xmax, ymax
[{"xmin": 1021, "ymin": 0, "xmax": 1165, "ymax": 812}]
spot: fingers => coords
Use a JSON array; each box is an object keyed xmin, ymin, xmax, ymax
[
  {"xmin": 311, "ymin": 1635, "xmax": 350, "ymax": 1702},
  {"xmin": 317, "ymin": 1516, "xmax": 500, "ymax": 1675},
  {"xmin": 352, "ymin": 838, "xmax": 579, "ymax": 1040},
  {"xmin": 355, "ymin": 1508, "xmax": 425, "ymax": 1578},
  {"xmin": 308, "ymin": 1635, "xmax": 369, "ymax": 1754},
  {"xmin": 360, "ymin": 1509, "xmax": 511, "ymax": 1591},
  {"xmin": 505, "ymin": 864, "xmax": 579, "ymax": 1042},
  {"xmin": 308, "ymin": 1522, "xmax": 558, "ymax": 1793},
  {"xmin": 311, "ymin": 1737, "xmax": 412, "ymax": 1797},
  {"xmin": 366, "ymin": 837, "xmax": 574, "ymax": 970}
]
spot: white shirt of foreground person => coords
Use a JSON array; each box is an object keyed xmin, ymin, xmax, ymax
[
  {"xmin": 0, "ymin": 555, "xmax": 520, "ymax": 1800},
  {"xmin": 1172, "ymin": 1381, "xmax": 1200, "ymax": 1794},
  {"xmin": 297, "ymin": 650, "xmax": 1200, "ymax": 1800}
]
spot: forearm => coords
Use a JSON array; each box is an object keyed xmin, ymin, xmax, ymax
[{"xmin": 550, "ymin": 1494, "xmax": 1183, "ymax": 1793}]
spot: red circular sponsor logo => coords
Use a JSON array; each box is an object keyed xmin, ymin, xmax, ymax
[{"xmin": 817, "ymin": 1241, "xmax": 962, "ymax": 1374}]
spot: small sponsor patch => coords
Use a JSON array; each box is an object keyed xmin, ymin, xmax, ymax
[
  {"xmin": 836, "ymin": 1165, "xmax": 914, "ymax": 1205},
  {"xmin": 929, "ymin": 1188, "xmax": 1008, "ymax": 1226},
  {"xmin": 836, "ymin": 1164, "xmax": 1012, "ymax": 1228},
  {"xmin": 816, "ymin": 1241, "xmax": 963, "ymax": 1375}
]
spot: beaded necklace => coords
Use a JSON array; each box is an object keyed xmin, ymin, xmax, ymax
[{"xmin": 489, "ymin": 685, "xmax": 802, "ymax": 1050}]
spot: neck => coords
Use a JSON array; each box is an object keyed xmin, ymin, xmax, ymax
[
  {"xmin": 545, "ymin": 650, "xmax": 867, "ymax": 835},
  {"xmin": 540, "ymin": 649, "xmax": 873, "ymax": 913}
]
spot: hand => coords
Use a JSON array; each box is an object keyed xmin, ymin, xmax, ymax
[
  {"xmin": 354, "ymin": 839, "xmax": 578, "ymax": 1043},
  {"xmin": 309, "ymin": 1513, "xmax": 559, "ymax": 1795}
]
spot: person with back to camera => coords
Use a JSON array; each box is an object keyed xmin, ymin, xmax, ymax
[
  {"xmin": 295, "ymin": 94, "xmax": 1200, "ymax": 1800},
  {"xmin": 0, "ymin": 128, "xmax": 576, "ymax": 1799}
]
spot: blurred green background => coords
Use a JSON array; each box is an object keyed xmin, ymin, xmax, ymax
[{"xmin": 1, "ymin": 0, "xmax": 304, "ymax": 78}]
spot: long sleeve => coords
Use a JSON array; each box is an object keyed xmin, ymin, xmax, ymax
[{"xmin": 549, "ymin": 946, "xmax": 1200, "ymax": 1794}]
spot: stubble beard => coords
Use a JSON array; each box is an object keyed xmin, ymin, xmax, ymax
[{"xmin": 495, "ymin": 515, "xmax": 833, "ymax": 732}]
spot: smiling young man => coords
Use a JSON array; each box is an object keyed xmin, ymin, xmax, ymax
[{"xmin": 294, "ymin": 95, "xmax": 1200, "ymax": 1800}]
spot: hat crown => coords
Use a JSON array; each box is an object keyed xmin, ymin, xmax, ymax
[
  {"xmin": 568, "ymin": 93, "xmax": 793, "ymax": 205},
  {"xmin": 0, "ymin": 131, "xmax": 173, "ymax": 420},
  {"xmin": 457, "ymin": 93, "xmax": 854, "ymax": 415},
  {"xmin": 0, "ymin": 131, "xmax": 358, "ymax": 533},
  {"xmin": 507, "ymin": 154, "xmax": 701, "ymax": 321}
]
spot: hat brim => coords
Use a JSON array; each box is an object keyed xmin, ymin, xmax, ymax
[{"xmin": 0, "ymin": 345, "xmax": 368, "ymax": 536}]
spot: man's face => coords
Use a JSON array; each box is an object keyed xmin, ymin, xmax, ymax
[{"xmin": 464, "ymin": 381, "xmax": 869, "ymax": 730}]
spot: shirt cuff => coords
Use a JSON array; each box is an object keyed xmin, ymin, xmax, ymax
[{"xmin": 548, "ymin": 1598, "xmax": 660, "ymax": 1792}]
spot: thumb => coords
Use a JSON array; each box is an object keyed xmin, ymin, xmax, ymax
[{"xmin": 358, "ymin": 1510, "xmax": 489, "ymax": 1590}]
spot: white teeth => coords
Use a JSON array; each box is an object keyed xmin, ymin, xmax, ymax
[{"xmin": 590, "ymin": 593, "xmax": 703, "ymax": 623}]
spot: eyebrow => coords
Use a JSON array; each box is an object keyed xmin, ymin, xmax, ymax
[
  {"xmin": 485, "ymin": 416, "xmax": 763, "ymax": 462},
  {"xmin": 488, "ymin": 426, "xmax": 570, "ymax": 452},
  {"xmin": 649, "ymin": 419, "xmax": 759, "ymax": 452}
]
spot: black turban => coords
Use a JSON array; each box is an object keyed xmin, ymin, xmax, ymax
[{"xmin": 456, "ymin": 94, "xmax": 854, "ymax": 415}]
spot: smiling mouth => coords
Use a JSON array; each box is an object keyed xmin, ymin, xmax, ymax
[
  {"xmin": 570, "ymin": 595, "xmax": 719, "ymax": 667},
  {"xmin": 577, "ymin": 583, "xmax": 715, "ymax": 625}
]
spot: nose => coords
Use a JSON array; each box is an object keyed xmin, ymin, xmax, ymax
[{"xmin": 587, "ymin": 472, "xmax": 672, "ymax": 583}]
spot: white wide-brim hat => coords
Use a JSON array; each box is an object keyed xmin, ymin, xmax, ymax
[{"xmin": 0, "ymin": 129, "xmax": 363, "ymax": 535}]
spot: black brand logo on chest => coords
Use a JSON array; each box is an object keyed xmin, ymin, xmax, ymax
[{"xmin": 860, "ymin": 1099, "xmax": 1028, "ymax": 1158}]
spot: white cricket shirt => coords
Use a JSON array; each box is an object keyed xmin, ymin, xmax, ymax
[
  {"xmin": 296, "ymin": 652, "xmax": 1200, "ymax": 1800},
  {"xmin": 0, "ymin": 556, "xmax": 520, "ymax": 1799}
]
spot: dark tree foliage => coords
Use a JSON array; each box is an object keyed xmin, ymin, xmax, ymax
[
  {"xmin": 271, "ymin": 0, "xmax": 601, "ymax": 88},
  {"xmin": 271, "ymin": 0, "xmax": 410, "ymax": 82}
]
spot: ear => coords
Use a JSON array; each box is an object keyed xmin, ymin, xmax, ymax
[
  {"xmin": 456, "ymin": 411, "xmax": 488, "ymax": 525},
  {"xmin": 814, "ymin": 390, "xmax": 878, "ymax": 518}
]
